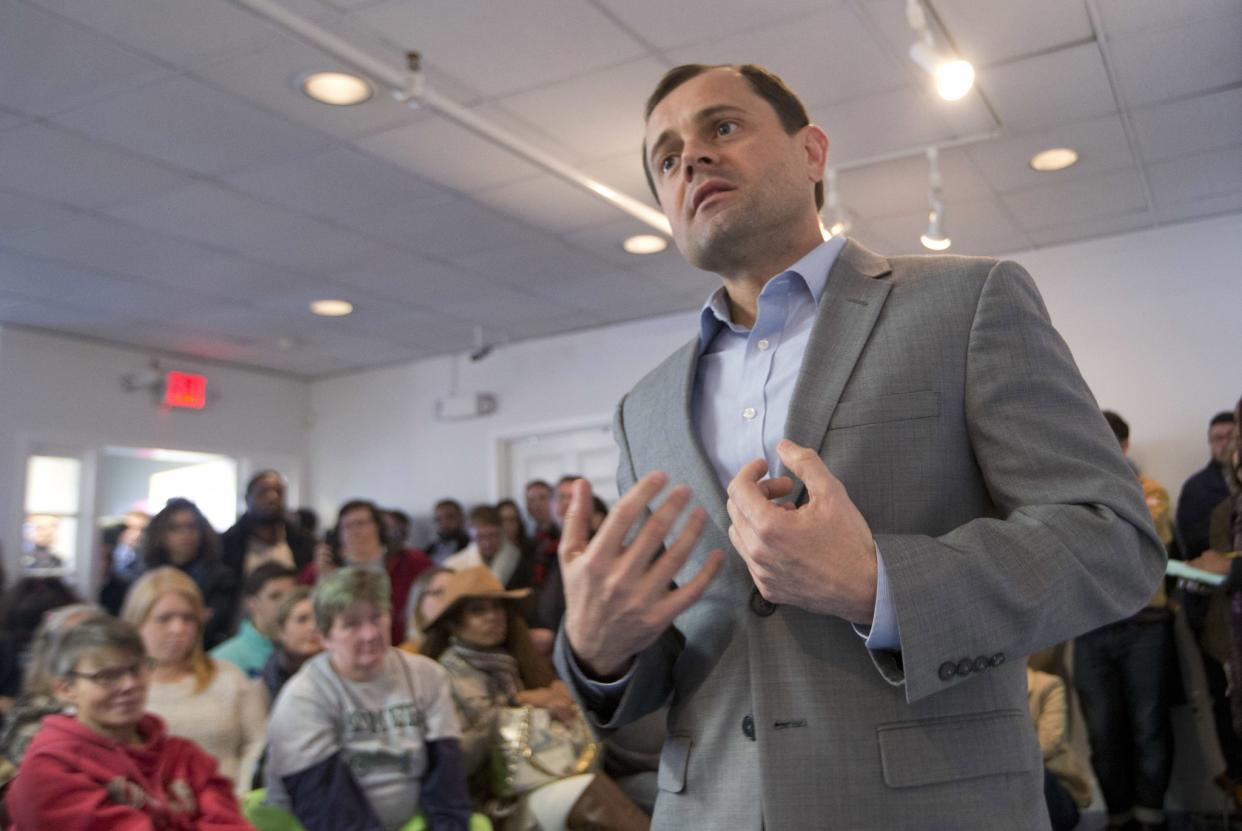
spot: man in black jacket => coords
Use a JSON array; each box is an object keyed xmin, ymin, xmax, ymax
[
  {"xmin": 1177, "ymin": 411, "xmax": 1236, "ymax": 558},
  {"xmin": 221, "ymin": 470, "xmax": 313, "ymax": 581}
]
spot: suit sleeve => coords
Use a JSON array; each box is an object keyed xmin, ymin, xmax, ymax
[
  {"xmin": 554, "ymin": 394, "xmax": 682, "ymax": 733},
  {"xmin": 874, "ymin": 259, "xmax": 1166, "ymax": 702}
]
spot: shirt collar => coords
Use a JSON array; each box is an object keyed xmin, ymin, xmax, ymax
[{"xmin": 698, "ymin": 235, "xmax": 847, "ymax": 351}]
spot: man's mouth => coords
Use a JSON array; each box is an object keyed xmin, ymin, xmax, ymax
[{"xmin": 692, "ymin": 181, "xmax": 736, "ymax": 214}]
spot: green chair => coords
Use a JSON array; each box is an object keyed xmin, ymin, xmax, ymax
[{"xmin": 241, "ymin": 789, "xmax": 492, "ymax": 831}]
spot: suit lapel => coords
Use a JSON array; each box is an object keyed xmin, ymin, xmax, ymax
[
  {"xmin": 781, "ymin": 240, "xmax": 893, "ymax": 503},
  {"xmin": 663, "ymin": 338, "xmax": 732, "ymax": 540}
]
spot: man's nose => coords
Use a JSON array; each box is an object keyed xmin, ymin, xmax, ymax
[{"xmin": 682, "ymin": 140, "xmax": 716, "ymax": 181}]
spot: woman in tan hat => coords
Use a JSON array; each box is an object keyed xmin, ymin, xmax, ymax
[{"xmin": 422, "ymin": 566, "xmax": 648, "ymax": 831}]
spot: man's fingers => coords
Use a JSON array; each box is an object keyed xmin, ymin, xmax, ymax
[
  {"xmin": 577, "ymin": 471, "xmax": 668, "ymax": 563},
  {"xmin": 558, "ymin": 478, "xmax": 595, "ymax": 562},
  {"xmin": 642, "ymin": 505, "xmax": 709, "ymax": 591},
  {"xmin": 727, "ymin": 460, "xmax": 784, "ymax": 530},
  {"xmin": 776, "ymin": 440, "xmax": 836, "ymax": 499},
  {"xmin": 757, "ymin": 476, "xmax": 795, "ymax": 500},
  {"xmin": 616, "ymin": 484, "xmax": 694, "ymax": 577},
  {"xmin": 649, "ymin": 549, "xmax": 725, "ymax": 626}
]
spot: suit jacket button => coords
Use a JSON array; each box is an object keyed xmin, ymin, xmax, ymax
[
  {"xmin": 750, "ymin": 588, "xmax": 777, "ymax": 617},
  {"xmin": 956, "ymin": 658, "xmax": 974, "ymax": 676},
  {"xmin": 742, "ymin": 714, "xmax": 756, "ymax": 741},
  {"xmin": 973, "ymin": 656, "xmax": 990, "ymax": 673},
  {"xmin": 938, "ymin": 661, "xmax": 957, "ymax": 681},
  {"xmin": 990, "ymin": 653, "xmax": 1006, "ymax": 667}
]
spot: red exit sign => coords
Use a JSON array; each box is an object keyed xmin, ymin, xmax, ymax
[{"xmin": 164, "ymin": 371, "xmax": 207, "ymax": 409}]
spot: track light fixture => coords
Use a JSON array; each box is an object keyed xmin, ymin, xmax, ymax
[
  {"xmin": 920, "ymin": 147, "xmax": 951, "ymax": 251},
  {"xmin": 824, "ymin": 168, "xmax": 851, "ymax": 238},
  {"xmin": 906, "ymin": 0, "xmax": 975, "ymax": 102}
]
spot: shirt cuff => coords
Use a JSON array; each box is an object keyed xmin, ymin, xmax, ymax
[
  {"xmin": 563, "ymin": 640, "xmax": 636, "ymax": 704},
  {"xmin": 852, "ymin": 546, "xmax": 901, "ymax": 651}
]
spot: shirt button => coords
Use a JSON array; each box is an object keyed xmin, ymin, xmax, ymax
[
  {"xmin": 742, "ymin": 407, "xmax": 757, "ymax": 420},
  {"xmin": 756, "ymin": 339, "xmax": 770, "ymax": 351}
]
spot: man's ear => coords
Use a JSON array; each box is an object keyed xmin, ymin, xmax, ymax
[{"xmin": 801, "ymin": 125, "xmax": 829, "ymax": 185}]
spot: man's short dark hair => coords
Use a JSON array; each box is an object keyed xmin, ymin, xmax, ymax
[
  {"xmin": 469, "ymin": 505, "xmax": 502, "ymax": 528},
  {"xmin": 524, "ymin": 480, "xmax": 551, "ymax": 494},
  {"xmin": 558, "ymin": 474, "xmax": 583, "ymax": 486},
  {"xmin": 434, "ymin": 499, "xmax": 463, "ymax": 514},
  {"xmin": 243, "ymin": 562, "xmax": 297, "ymax": 598},
  {"xmin": 1211, "ymin": 411, "xmax": 1236, "ymax": 428},
  {"xmin": 245, "ymin": 469, "xmax": 283, "ymax": 497},
  {"xmin": 1102, "ymin": 411, "xmax": 1130, "ymax": 443},
  {"xmin": 387, "ymin": 509, "xmax": 411, "ymax": 527},
  {"xmin": 642, "ymin": 63, "xmax": 824, "ymax": 211}
]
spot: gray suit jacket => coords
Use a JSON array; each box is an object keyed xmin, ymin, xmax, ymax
[{"xmin": 555, "ymin": 240, "xmax": 1165, "ymax": 830}]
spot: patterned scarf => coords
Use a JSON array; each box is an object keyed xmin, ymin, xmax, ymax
[{"xmin": 449, "ymin": 640, "xmax": 523, "ymax": 703}]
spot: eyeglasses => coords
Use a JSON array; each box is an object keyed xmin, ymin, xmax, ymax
[{"xmin": 69, "ymin": 659, "xmax": 153, "ymax": 689}]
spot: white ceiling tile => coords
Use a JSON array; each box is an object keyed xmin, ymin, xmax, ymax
[
  {"xmin": 563, "ymin": 217, "xmax": 669, "ymax": 269},
  {"xmin": 451, "ymin": 241, "xmax": 620, "ymax": 290},
  {"xmin": 835, "ymin": 146, "xmax": 992, "ymax": 220},
  {"xmin": 0, "ymin": 245, "xmax": 143, "ymax": 306},
  {"xmin": 223, "ymin": 147, "xmax": 449, "ymax": 229},
  {"xmin": 330, "ymin": 254, "xmax": 499, "ymax": 307},
  {"xmin": 810, "ymin": 86, "xmax": 971, "ymax": 164},
  {"xmin": 0, "ymin": 2, "xmax": 170, "ymax": 117},
  {"xmin": 1025, "ymin": 209, "xmax": 1154, "ymax": 248},
  {"xmin": 1147, "ymin": 146, "xmax": 1242, "ymax": 205},
  {"xmin": 577, "ymin": 153, "xmax": 660, "ymax": 214},
  {"xmin": 475, "ymin": 57, "xmax": 666, "ymax": 164},
  {"xmin": 866, "ymin": 196, "xmax": 1031, "ymax": 257},
  {"xmin": 0, "ymin": 191, "xmax": 77, "ymax": 234},
  {"xmin": 1108, "ymin": 13, "xmax": 1242, "ymax": 107},
  {"xmin": 595, "ymin": 0, "xmax": 825, "ymax": 51},
  {"xmin": 51, "ymin": 74, "xmax": 332, "ymax": 176},
  {"xmin": 354, "ymin": 114, "xmax": 544, "ymax": 194},
  {"xmin": 192, "ymin": 26, "xmax": 423, "ymax": 141},
  {"xmin": 1003, "ymin": 168, "xmax": 1149, "ymax": 231},
  {"xmin": 1094, "ymin": 0, "xmax": 1241, "ymax": 38},
  {"xmin": 106, "ymin": 183, "xmax": 388, "ymax": 273},
  {"xmin": 353, "ymin": 0, "xmax": 646, "ymax": 97},
  {"xmin": 473, "ymin": 174, "xmax": 626, "ymax": 234},
  {"xmin": 978, "ymin": 42, "xmax": 1116, "ymax": 132},
  {"xmin": 0, "ymin": 296, "xmax": 142, "ymax": 330},
  {"xmin": 1131, "ymin": 86, "xmax": 1242, "ymax": 164},
  {"xmin": 964, "ymin": 114, "xmax": 1134, "ymax": 193},
  {"xmin": 932, "ymin": 0, "xmax": 1092, "ymax": 67},
  {"xmin": 0, "ymin": 107, "xmax": 31, "ymax": 133},
  {"xmin": 665, "ymin": 5, "xmax": 909, "ymax": 108},
  {"xmin": 345, "ymin": 196, "xmax": 547, "ymax": 258},
  {"xmin": 522, "ymin": 268, "xmax": 670, "ymax": 316},
  {"xmin": 1154, "ymin": 192, "xmax": 1242, "ymax": 226},
  {"xmin": 0, "ymin": 123, "xmax": 194, "ymax": 209}
]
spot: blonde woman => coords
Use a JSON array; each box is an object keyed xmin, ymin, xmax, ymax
[{"xmin": 122, "ymin": 567, "xmax": 266, "ymax": 796}]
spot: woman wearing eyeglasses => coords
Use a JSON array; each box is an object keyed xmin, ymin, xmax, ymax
[
  {"xmin": 122, "ymin": 567, "xmax": 267, "ymax": 797},
  {"xmin": 4, "ymin": 614, "xmax": 251, "ymax": 829}
]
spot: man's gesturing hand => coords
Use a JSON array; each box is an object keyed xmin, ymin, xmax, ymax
[
  {"xmin": 726, "ymin": 440, "xmax": 878, "ymax": 623},
  {"xmin": 561, "ymin": 472, "xmax": 724, "ymax": 680}
]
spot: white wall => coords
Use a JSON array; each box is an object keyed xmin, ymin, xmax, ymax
[
  {"xmin": 309, "ymin": 212, "xmax": 1242, "ymax": 532},
  {"xmin": 0, "ymin": 326, "xmax": 310, "ymax": 587}
]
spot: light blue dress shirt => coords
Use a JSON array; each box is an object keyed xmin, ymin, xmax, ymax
[{"xmin": 692, "ymin": 236, "xmax": 899, "ymax": 651}]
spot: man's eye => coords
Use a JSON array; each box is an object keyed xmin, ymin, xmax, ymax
[
  {"xmin": 717, "ymin": 121, "xmax": 738, "ymax": 136},
  {"xmin": 660, "ymin": 155, "xmax": 678, "ymax": 174}
]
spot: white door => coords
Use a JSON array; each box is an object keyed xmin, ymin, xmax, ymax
[{"xmin": 501, "ymin": 424, "xmax": 619, "ymax": 506}]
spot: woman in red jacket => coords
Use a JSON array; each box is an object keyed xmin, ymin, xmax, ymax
[{"xmin": 5, "ymin": 615, "xmax": 251, "ymax": 830}]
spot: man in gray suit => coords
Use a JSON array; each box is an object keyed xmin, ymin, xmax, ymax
[{"xmin": 553, "ymin": 63, "xmax": 1166, "ymax": 830}]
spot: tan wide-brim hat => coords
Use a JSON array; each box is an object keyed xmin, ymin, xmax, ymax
[{"xmin": 424, "ymin": 565, "xmax": 530, "ymax": 630}]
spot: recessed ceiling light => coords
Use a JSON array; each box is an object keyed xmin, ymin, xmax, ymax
[
  {"xmin": 302, "ymin": 71, "xmax": 372, "ymax": 106},
  {"xmin": 1029, "ymin": 147, "xmax": 1079, "ymax": 172},
  {"xmin": 310, "ymin": 299, "xmax": 353, "ymax": 317},
  {"xmin": 623, "ymin": 234, "xmax": 668, "ymax": 254}
]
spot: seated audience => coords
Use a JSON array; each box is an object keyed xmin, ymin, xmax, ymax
[
  {"xmin": 260, "ymin": 586, "xmax": 322, "ymax": 702},
  {"xmin": 211, "ymin": 562, "xmax": 298, "ymax": 678},
  {"xmin": 142, "ymin": 498, "xmax": 238, "ymax": 649},
  {"xmin": 422, "ymin": 566, "xmax": 649, "ymax": 830},
  {"xmin": 444, "ymin": 506, "xmax": 532, "ymax": 593},
  {"xmin": 0, "ymin": 577, "xmax": 82, "ymax": 702},
  {"xmin": 523, "ymin": 480, "xmax": 559, "ymax": 586},
  {"xmin": 400, "ymin": 566, "xmax": 455, "ymax": 655},
  {"xmin": 122, "ymin": 567, "xmax": 266, "ymax": 796},
  {"xmin": 0, "ymin": 604, "xmax": 106, "ymax": 800},
  {"xmin": 265, "ymin": 567, "xmax": 471, "ymax": 831},
  {"xmin": 4, "ymin": 615, "xmax": 250, "ymax": 830},
  {"xmin": 1027, "ymin": 663, "xmax": 1092, "ymax": 831},
  {"xmin": 427, "ymin": 499, "xmax": 472, "ymax": 564},
  {"xmin": 221, "ymin": 470, "xmax": 314, "ymax": 580},
  {"xmin": 383, "ymin": 509, "xmax": 413, "ymax": 550}
]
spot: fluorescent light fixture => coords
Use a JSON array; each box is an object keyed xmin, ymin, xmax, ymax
[
  {"xmin": 623, "ymin": 234, "xmax": 668, "ymax": 254},
  {"xmin": 920, "ymin": 147, "xmax": 951, "ymax": 250},
  {"xmin": 921, "ymin": 209, "xmax": 951, "ymax": 250},
  {"xmin": 302, "ymin": 71, "xmax": 372, "ymax": 106},
  {"xmin": 310, "ymin": 299, "xmax": 353, "ymax": 316},
  {"xmin": 1030, "ymin": 147, "xmax": 1079, "ymax": 172},
  {"xmin": 906, "ymin": 0, "xmax": 974, "ymax": 101},
  {"xmin": 824, "ymin": 168, "xmax": 851, "ymax": 237}
]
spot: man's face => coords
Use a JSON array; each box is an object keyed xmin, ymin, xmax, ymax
[
  {"xmin": 525, "ymin": 486, "xmax": 551, "ymax": 525},
  {"xmin": 1210, "ymin": 422, "xmax": 1236, "ymax": 466},
  {"xmin": 247, "ymin": 474, "xmax": 286, "ymax": 519},
  {"xmin": 434, "ymin": 504, "xmax": 463, "ymax": 537},
  {"xmin": 249, "ymin": 576, "xmax": 297, "ymax": 637},
  {"xmin": 644, "ymin": 69, "xmax": 826, "ymax": 273},
  {"xmin": 323, "ymin": 601, "xmax": 390, "ymax": 681},
  {"xmin": 554, "ymin": 481, "xmax": 575, "ymax": 524},
  {"xmin": 474, "ymin": 523, "xmax": 504, "ymax": 562}
]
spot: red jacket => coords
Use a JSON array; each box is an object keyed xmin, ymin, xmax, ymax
[{"xmin": 6, "ymin": 713, "xmax": 252, "ymax": 831}]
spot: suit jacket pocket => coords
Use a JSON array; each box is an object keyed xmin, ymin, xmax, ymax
[
  {"xmin": 877, "ymin": 709, "xmax": 1033, "ymax": 788},
  {"xmin": 657, "ymin": 734, "xmax": 692, "ymax": 793},
  {"xmin": 829, "ymin": 390, "xmax": 940, "ymax": 430}
]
